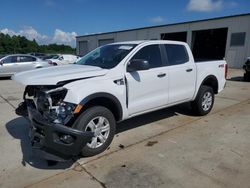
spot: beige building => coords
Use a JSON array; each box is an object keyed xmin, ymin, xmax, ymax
[{"xmin": 76, "ymin": 13, "xmax": 250, "ymax": 68}]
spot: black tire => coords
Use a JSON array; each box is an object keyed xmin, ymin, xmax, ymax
[
  {"xmin": 243, "ymin": 73, "xmax": 250, "ymax": 81},
  {"xmin": 191, "ymin": 86, "xmax": 214, "ymax": 116},
  {"xmin": 73, "ymin": 106, "xmax": 116, "ymax": 157}
]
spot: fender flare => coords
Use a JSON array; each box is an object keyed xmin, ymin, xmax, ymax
[
  {"xmin": 79, "ymin": 92, "xmax": 123, "ymax": 121},
  {"xmin": 198, "ymin": 75, "xmax": 219, "ymax": 94}
]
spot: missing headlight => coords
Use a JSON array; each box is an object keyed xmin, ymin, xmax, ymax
[
  {"xmin": 45, "ymin": 87, "xmax": 68, "ymax": 107},
  {"xmin": 49, "ymin": 101, "xmax": 76, "ymax": 124},
  {"xmin": 23, "ymin": 85, "xmax": 77, "ymax": 125},
  {"xmin": 32, "ymin": 87, "xmax": 76, "ymax": 125},
  {"xmin": 44, "ymin": 88, "xmax": 76, "ymax": 124}
]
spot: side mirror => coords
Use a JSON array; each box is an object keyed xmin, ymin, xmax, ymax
[
  {"xmin": 0, "ymin": 61, "xmax": 3, "ymax": 66},
  {"xmin": 127, "ymin": 59, "xmax": 150, "ymax": 72}
]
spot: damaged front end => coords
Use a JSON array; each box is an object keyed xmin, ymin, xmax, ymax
[{"xmin": 16, "ymin": 85, "xmax": 93, "ymax": 161}]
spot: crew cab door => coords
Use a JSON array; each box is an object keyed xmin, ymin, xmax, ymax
[
  {"xmin": 163, "ymin": 44, "xmax": 196, "ymax": 104},
  {"xmin": 125, "ymin": 44, "xmax": 168, "ymax": 116}
]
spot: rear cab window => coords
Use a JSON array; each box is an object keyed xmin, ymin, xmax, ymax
[{"xmin": 164, "ymin": 44, "xmax": 189, "ymax": 66}]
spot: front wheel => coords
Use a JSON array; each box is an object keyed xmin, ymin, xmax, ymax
[
  {"xmin": 73, "ymin": 106, "xmax": 116, "ymax": 157},
  {"xmin": 191, "ymin": 86, "xmax": 214, "ymax": 116}
]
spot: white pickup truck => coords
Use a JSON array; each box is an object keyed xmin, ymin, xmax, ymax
[{"xmin": 13, "ymin": 40, "xmax": 227, "ymax": 161}]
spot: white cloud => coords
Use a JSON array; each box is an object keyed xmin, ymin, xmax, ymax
[
  {"xmin": 52, "ymin": 29, "xmax": 77, "ymax": 46},
  {"xmin": 149, "ymin": 16, "xmax": 164, "ymax": 23},
  {"xmin": 0, "ymin": 27, "xmax": 77, "ymax": 47},
  {"xmin": 20, "ymin": 26, "xmax": 49, "ymax": 44},
  {"xmin": 187, "ymin": 0, "xmax": 223, "ymax": 12},
  {"xmin": 0, "ymin": 28, "xmax": 18, "ymax": 36}
]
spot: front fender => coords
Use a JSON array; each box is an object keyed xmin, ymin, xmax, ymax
[{"xmin": 63, "ymin": 76, "xmax": 127, "ymax": 118}]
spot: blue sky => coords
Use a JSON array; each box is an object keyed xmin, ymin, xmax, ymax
[{"xmin": 0, "ymin": 0, "xmax": 249, "ymax": 47}]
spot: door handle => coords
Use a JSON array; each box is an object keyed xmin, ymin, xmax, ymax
[
  {"xmin": 157, "ymin": 73, "xmax": 166, "ymax": 78},
  {"xmin": 186, "ymin": 68, "xmax": 193, "ymax": 72}
]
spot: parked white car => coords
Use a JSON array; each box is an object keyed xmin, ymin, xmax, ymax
[
  {"xmin": 47, "ymin": 54, "xmax": 79, "ymax": 65},
  {"xmin": 13, "ymin": 40, "xmax": 227, "ymax": 161},
  {"xmin": 0, "ymin": 54, "xmax": 52, "ymax": 77}
]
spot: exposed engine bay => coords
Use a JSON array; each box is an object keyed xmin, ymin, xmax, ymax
[
  {"xmin": 14, "ymin": 85, "xmax": 93, "ymax": 161},
  {"xmin": 23, "ymin": 85, "xmax": 77, "ymax": 125}
]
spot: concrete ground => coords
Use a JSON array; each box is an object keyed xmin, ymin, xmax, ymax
[{"xmin": 0, "ymin": 69, "xmax": 249, "ymax": 188}]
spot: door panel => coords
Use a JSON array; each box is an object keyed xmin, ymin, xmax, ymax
[
  {"xmin": 126, "ymin": 67, "xmax": 168, "ymax": 115},
  {"xmin": 126, "ymin": 44, "xmax": 169, "ymax": 116},
  {"xmin": 17, "ymin": 56, "xmax": 37, "ymax": 72},
  {"xmin": 0, "ymin": 56, "xmax": 19, "ymax": 75},
  {"xmin": 17, "ymin": 61, "xmax": 34, "ymax": 72},
  {"xmin": 168, "ymin": 63, "xmax": 196, "ymax": 104},
  {"xmin": 0, "ymin": 63, "xmax": 18, "ymax": 75},
  {"xmin": 163, "ymin": 44, "xmax": 196, "ymax": 104}
]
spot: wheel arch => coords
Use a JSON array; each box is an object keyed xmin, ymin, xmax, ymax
[
  {"xmin": 79, "ymin": 92, "xmax": 123, "ymax": 121},
  {"xmin": 199, "ymin": 75, "xmax": 219, "ymax": 94}
]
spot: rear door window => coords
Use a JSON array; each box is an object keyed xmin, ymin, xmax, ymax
[
  {"xmin": 17, "ymin": 56, "xmax": 36, "ymax": 62},
  {"xmin": 164, "ymin": 44, "xmax": 189, "ymax": 65}
]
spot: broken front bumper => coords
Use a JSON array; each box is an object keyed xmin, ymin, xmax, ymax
[{"xmin": 18, "ymin": 100, "xmax": 93, "ymax": 161}]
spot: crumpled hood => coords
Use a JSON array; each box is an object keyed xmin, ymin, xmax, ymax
[{"xmin": 12, "ymin": 64, "xmax": 108, "ymax": 86}]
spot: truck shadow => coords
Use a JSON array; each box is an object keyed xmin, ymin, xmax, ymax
[
  {"xmin": 227, "ymin": 76, "xmax": 244, "ymax": 82},
  {"xmin": 117, "ymin": 102, "xmax": 193, "ymax": 133},
  {"xmin": 5, "ymin": 102, "xmax": 193, "ymax": 169},
  {"xmin": 5, "ymin": 117, "xmax": 74, "ymax": 169}
]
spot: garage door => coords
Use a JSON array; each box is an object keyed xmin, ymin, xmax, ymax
[
  {"xmin": 78, "ymin": 41, "xmax": 88, "ymax": 56},
  {"xmin": 192, "ymin": 28, "xmax": 228, "ymax": 61}
]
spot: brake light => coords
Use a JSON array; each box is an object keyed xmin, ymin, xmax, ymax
[{"xmin": 225, "ymin": 64, "xmax": 228, "ymax": 79}]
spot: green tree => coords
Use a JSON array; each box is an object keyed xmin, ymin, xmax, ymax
[{"xmin": 0, "ymin": 33, "xmax": 76, "ymax": 55}]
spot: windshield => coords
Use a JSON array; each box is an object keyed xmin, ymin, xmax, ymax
[{"xmin": 76, "ymin": 44, "xmax": 137, "ymax": 69}]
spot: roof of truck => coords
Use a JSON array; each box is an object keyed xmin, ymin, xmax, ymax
[
  {"xmin": 111, "ymin": 41, "xmax": 146, "ymax": 45},
  {"xmin": 109, "ymin": 40, "xmax": 187, "ymax": 46}
]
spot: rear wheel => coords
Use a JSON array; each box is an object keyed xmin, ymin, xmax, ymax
[
  {"xmin": 73, "ymin": 106, "xmax": 116, "ymax": 157},
  {"xmin": 191, "ymin": 86, "xmax": 214, "ymax": 116},
  {"xmin": 243, "ymin": 73, "xmax": 250, "ymax": 81}
]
